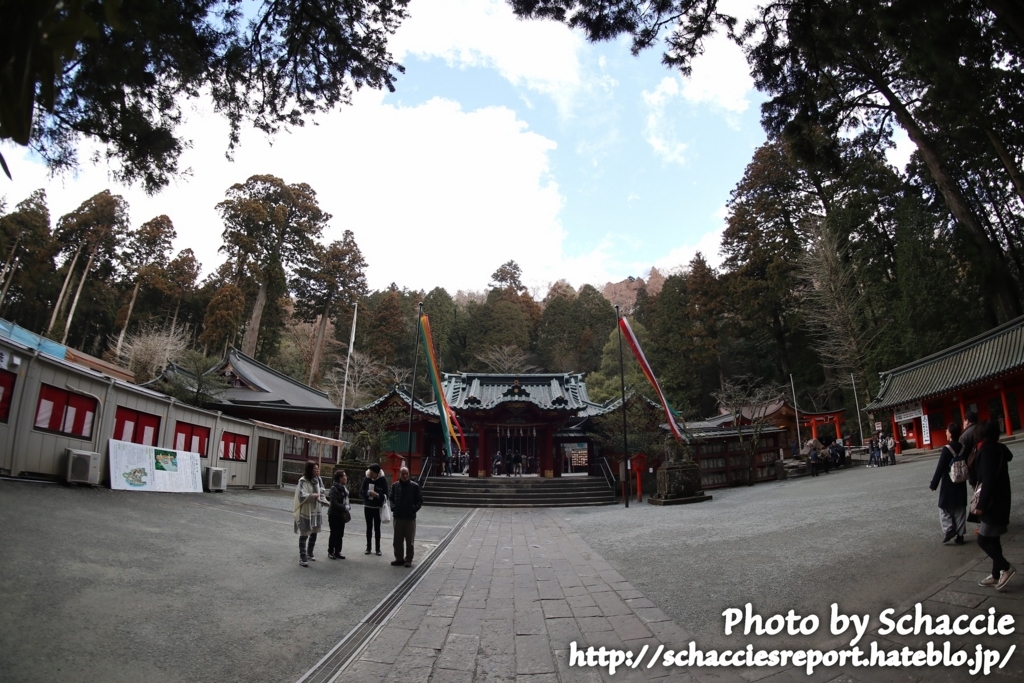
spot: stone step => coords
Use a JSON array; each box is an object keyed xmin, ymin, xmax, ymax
[{"xmin": 420, "ymin": 475, "xmax": 616, "ymax": 507}]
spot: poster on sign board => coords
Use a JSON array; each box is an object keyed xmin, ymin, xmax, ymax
[{"xmin": 109, "ymin": 439, "xmax": 203, "ymax": 492}]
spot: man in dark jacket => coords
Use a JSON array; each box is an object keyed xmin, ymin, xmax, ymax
[
  {"xmin": 390, "ymin": 467, "xmax": 423, "ymax": 568},
  {"xmin": 960, "ymin": 410, "xmax": 980, "ymax": 462}
]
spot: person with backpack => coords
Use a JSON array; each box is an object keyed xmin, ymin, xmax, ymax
[
  {"xmin": 971, "ymin": 420, "xmax": 1015, "ymax": 591},
  {"xmin": 929, "ymin": 422, "xmax": 967, "ymax": 544}
]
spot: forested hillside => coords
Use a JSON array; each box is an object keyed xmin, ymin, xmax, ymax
[{"xmin": 3, "ymin": 1, "xmax": 1022, "ymax": 423}]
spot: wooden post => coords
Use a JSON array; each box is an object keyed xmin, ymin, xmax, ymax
[
  {"xmin": 1001, "ymin": 388, "xmax": 1014, "ymax": 436},
  {"xmin": 890, "ymin": 413, "xmax": 901, "ymax": 455}
]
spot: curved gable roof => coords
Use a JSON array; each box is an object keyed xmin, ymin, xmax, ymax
[{"xmin": 866, "ymin": 314, "xmax": 1024, "ymax": 411}]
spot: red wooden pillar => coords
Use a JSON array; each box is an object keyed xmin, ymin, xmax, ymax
[
  {"xmin": 810, "ymin": 419, "xmax": 818, "ymax": 440},
  {"xmin": 473, "ymin": 423, "xmax": 487, "ymax": 478},
  {"xmin": 1001, "ymin": 388, "xmax": 1013, "ymax": 436},
  {"xmin": 539, "ymin": 427, "xmax": 554, "ymax": 477},
  {"xmin": 890, "ymin": 412, "xmax": 901, "ymax": 455}
]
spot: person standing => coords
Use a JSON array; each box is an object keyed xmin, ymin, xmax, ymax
[
  {"xmin": 880, "ymin": 434, "xmax": 889, "ymax": 466},
  {"xmin": 294, "ymin": 460, "xmax": 326, "ymax": 567},
  {"xmin": 886, "ymin": 434, "xmax": 896, "ymax": 465},
  {"xmin": 360, "ymin": 463, "xmax": 388, "ymax": 556},
  {"xmin": 390, "ymin": 467, "xmax": 422, "ymax": 568},
  {"xmin": 929, "ymin": 422, "xmax": 967, "ymax": 544},
  {"xmin": 961, "ymin": 409, "xmax": 980, "ymax": 460},
  {"xmin": 867, "ymin": 435, "xmax": 878, "ymax": 467},
  {"xmin": 328, "ymin": 469, "xmax": 351, "ymax": 559},
  {"xmin": 809, "ymin": 446, "xmax": 819, "ymax": 477},
  {"xmin": 971, "ymin": 420, "xmax": 1015, "ymax": 591},
  {"xmin": 513, "ymin": 451, "xmax": 522, "ymax": 476}
]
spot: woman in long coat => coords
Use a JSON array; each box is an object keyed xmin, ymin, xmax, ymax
[
  {"xmin": 970, "ymin": 420, "xmax": 1015, "ymax": 591},
  {"xmin": 294, "ymin": 460, "xmax": 326, "ymax": 567},
  {"xmin": 929, "ymin": 422, "xmax": 967, "ymax": 544}
]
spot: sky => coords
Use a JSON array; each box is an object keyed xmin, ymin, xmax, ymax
[{"xmin": 2, "ymin": 0, "xmax": 839, "ymax": 296}]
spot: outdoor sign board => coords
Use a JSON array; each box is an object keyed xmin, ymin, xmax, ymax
[
  {"xmin": 109, "ymin": 439, "xmax": 203, "ymax": 493},
  {"xmin": 894, "ymin": 403, "xmax": 923, "ymax": 423},
  {"xmin": 921, "ymin": 414, "xmax": 931, "ymax": 445}
]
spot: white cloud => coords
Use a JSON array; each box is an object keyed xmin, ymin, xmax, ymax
[
  {"xmin": 1, "ymin": 90, "xmax": 569, "ymax": 295},
  {"xmin": 679, "ymin": 31, "xmax": 753, "ymax": 116},
  {"xmin": 886, "ymin": 127, "xmax": 914, "ymax": 172},
  {"xmin": 392, "ymin": 0, "xmax": 586, "ymax": 115},
  {"xmin": 653, "ymin": 205, "xmax": 729, "ymax": 273},
  {"xmin": 642, "ymin": 77, "xmax": 689, "ymax": 165}
]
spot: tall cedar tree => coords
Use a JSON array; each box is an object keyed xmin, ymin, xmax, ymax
[
  {"xmin": 114, "ymin": 215, "xmax": 176, "ymax": 356},
  {"xmin": 0, "ymin": 190, "xmax": 56, "ymax": 331},
  {"xmin": 217, "ymin": 175, "xmax": 329, "ymax": 360},
  {"xmin": 291, "ymin": 231, "xmax": 368, "ymax": 385},
  {"xmin": 49, "ymin": 190, "xmax": 129, "ymax": 347}
]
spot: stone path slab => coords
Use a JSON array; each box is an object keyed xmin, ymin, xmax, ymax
[
  {"xmin": 335, "ymin": 509, "xmax": 694, "ymax": 683},
  {"xmin": 333, "ymin": 510, "xmax": 1024, "ymax": 683}
]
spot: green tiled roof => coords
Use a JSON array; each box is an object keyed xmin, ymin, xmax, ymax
[{"xmin": 866, "ymin": 314, "xmax": 1024, "ymax": 411}]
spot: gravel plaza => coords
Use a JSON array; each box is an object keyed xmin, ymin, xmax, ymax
[{"xmin": 2, "ymin": 444, "xmax": 1024, "ymax": 683}]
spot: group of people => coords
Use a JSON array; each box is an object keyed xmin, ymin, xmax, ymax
[
  {"xmin": 929, "ymin": 410, "xmax": 1015, "ymax": 591},
  {"xmin": 437, "ymin": 451, "xmax": 469, "ymax": 476},
  {"xmin": 292, "ymin": 461, "xmax": 422, "ymax": 569},
  {"xmin": 805, "ymin": 438, "xmax": 846, "ymax": 476},
  {"xmin": 492, "ymin": 450, "xmax": 531, "ymax": 476},
  {"xmin": 867, "ymin": 433, "xmax": 896, "ymax": 467}
]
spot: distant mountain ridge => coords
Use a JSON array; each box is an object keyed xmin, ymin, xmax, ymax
[{"xmin": 601, "ymin": 268, "xmax": 666, "ymax": 312}]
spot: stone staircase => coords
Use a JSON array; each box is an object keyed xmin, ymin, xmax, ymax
[{"xmin": 421, "ymin": 475, "xmax": 617, "ymax": 508}]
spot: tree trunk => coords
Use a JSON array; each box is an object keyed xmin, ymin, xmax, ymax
[
  {"xmin": 308, "ymin": 301, "xmax": 332, "ymax": 386},
  {"xmin": 47, "ymin": 243, "xmax": 83, "ymax": 334},
  {"xmin": 170, "ymin": 297, "xmax": 181, "ymax": 334},
  {"xmin": 985, "ymin": 127, "xmax": 1024, "ymax": 209},
  {"xmin": 0, "ymin": 236, "xmax": 20, "ymax": 297},
  {"xmin": 115, "ymin": 279, "xmax": 142, "ymax": 357},
  {"xmin": 241, "ymin": 280, "xmax": 267, "ymax": 356},
  {"xmin": 874, "ymin": 79, "xmax": 1022, "ymax": 321},
  {"xmin": 0, "ymin": 255, "xmax": 19, "ymax": 310},
  {"xmin": 62, "ymin": 249, "xmax": 95, "ymax": 345}
]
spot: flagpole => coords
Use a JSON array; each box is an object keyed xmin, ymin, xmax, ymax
[
  {"xmin": 406, "ymin": 302, "xmax": 423, "ymax": 469},
  {"xmin": 336, "ymin": 303, "xmax": 358, "ymax": 462},
  {"xmin": 790, "ymin": 373, "xmax": 801, "ymax": 449},
  {"xmin": 851, "ymin": 373, "xmax": 865, "ymax": 446},
  {"xmin": 616, "ymin": 305, "xmax": 629, "ymax": 508}
]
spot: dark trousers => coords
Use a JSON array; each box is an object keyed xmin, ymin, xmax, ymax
[
  {"xmin": 299, "ymin": 533, "xmax": 317, "ymax": 561},
  {"xmin": 328, "ymin": 514, "xmax": 345, "ymax": 556},
  {"xmin": 393, "ymin": 517, "xmax": 416, "ymax": 563},
  {"xmin": 978, "ymin": 534, "xmax": 1011, "ymax": 578},
  {"xmin": 810, "ymin": 462, "xmax": 818, "ymax": 476},
  {"xmin": 365, "ymin": 507, "xmax": 381, "ymax": 551}
]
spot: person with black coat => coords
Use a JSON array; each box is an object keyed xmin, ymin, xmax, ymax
[
  {"xmin": 930, "ymin": 422, "xmax": 968, "ymax": 544},
  {"xmin": 328, "ymin": 469, "xmax": 351, "ymax": 559},
  {"xmin": 360, "ymin": 464, "xmax": 388, "ymax": 556},
  {"xmin": 389, "ymin": 467, "xmax": 423, "ymax": 567},
  {"xmin": 970, "ymin": 420, "xmax": 1015, "ymax": 591}
]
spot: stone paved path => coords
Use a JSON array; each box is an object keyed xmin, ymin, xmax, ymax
[
  {"xmin": 334, "ymin": 508, "xmax": 1024, "ymax": 683},
  {"xmin": 337, "ymin": 508, "xmax": 693, "ymax": 683}
]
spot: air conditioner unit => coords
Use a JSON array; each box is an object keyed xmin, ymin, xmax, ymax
[
  {"xmin": 66, "ymin": 449, "xmax": 102, "ymax": 486},
  {"xmin": 205, "ymin": 466, "xmax": 227, "ymax": 492}
]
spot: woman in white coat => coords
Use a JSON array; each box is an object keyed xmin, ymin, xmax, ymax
[{"xmin": 294, "ymin": 460, "xmax": 326, "ymax": 567}]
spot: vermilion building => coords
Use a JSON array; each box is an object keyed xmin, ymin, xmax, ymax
[{"xmin": 865, "ymin": 315, "xmax": 1024, "ymax": 453}]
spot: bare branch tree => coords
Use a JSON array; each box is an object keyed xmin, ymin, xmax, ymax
[
  {"xmin": 474, "ymin": 344, "xmax": 538, "ymax": 373},
  {"xmin": 117, "ymin": 325, "xmax": 190, "ymax": 384},
  {"xmin": 800, "ymin": 221, "xmax": 879, "ymax": 401},
  {"xmin": 712, "ymin": 375, "xmax": 784, "ymax": 486},
  {"xmin": 321, "ymin": 350, "xmax": 386, "ymax": 408}
]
